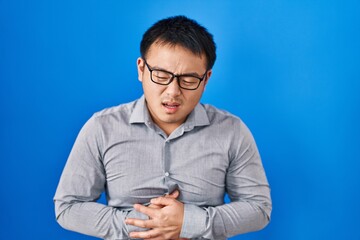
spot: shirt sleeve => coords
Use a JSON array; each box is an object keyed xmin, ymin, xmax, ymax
[
  {"xmin": 180, "ymin": 120, "xmax": 272, "ymax": 239},
  {"xmin": 53, "ymin": 116, "xmax": 148, "ymax": 239}
]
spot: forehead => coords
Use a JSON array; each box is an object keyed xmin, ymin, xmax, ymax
[{"xmin": 145, "ymin": 42, "xmax": 207, "ymax": 71}]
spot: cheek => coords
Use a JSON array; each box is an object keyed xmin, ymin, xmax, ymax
[
  {"xmin": 188, "ymin": 87, "xmax": 204, "ymax": 100},
  {"xmin": 184, "ymin": 91, "xmax": 203, "ymax": 108},
  {"xmin": 143, "ymin": 80, "xmax": 164, "ymax": 100}
]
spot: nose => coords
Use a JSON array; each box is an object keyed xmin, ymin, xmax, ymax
[{"xmin": 165, "ymin": 77, "xmax": 181, "ymax": 96}]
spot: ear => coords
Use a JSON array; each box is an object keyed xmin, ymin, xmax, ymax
[
  {"xmin": 203, "ymin": 69, "xmax": 212, "ymax": 88},
  {"xmin": 137, "ymin": 57, "xmax": 145, "ymax": 82}
]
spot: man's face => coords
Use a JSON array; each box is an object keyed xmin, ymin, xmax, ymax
[{"xmin": 137, "ymin": 43, "xmax": 212, "ymax": 135}]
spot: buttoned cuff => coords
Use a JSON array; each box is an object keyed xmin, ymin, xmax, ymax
[
  {"xmin": 125, "ymin": 209, "xmax": 149, "ymax": 234},
  {"xmin": 180, "ymin": 204, "xmax": 207, "ymax": 238}
]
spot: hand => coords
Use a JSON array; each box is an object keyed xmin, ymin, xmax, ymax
[
  {"xmin": 148, "ymin": 190, "xmax": 180, "ymax": 210},
  {"xmin": 147, "ymin": 191, "xmax": 188, "ymax": 240},
  {"xmin": 125, "ymin": 192, "xmax": 184, "ymax": 240}
]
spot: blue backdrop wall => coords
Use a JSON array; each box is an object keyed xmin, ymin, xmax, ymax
[{"xmin": 1, "ymin": 1, "xmax": 359, "ymax": 239}]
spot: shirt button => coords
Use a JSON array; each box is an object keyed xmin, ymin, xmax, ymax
[{"xmin": 164, "ymin": 172, "xmax": 170, "ymax": 177}]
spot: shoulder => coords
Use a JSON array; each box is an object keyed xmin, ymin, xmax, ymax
[
  {"xmin": 83, "ymin": 99, "xmax": 139, "ymax": 131},
  {"xmin": 201, "ymin": 103, "xmax": 243, "ymax": 127},
  {"xmin": 201, "ymin": 103, "xmax": 255, "ymax": 141},
  {"xmin": 201, "ymin": 104, "xmax": 259, "ymax": 159},
  {"xmin": 91, "ymin": 99, "xmax": 137, "ymax": 121},
  {"xmin": 93, "ymin": 100, "xmax": 136, "ymax": 118}
]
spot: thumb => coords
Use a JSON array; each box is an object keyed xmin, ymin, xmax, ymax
[{"xmin": 166, "ymin": 189, "xmax": 180, "ymax": 199}]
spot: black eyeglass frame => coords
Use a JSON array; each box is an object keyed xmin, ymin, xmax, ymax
[{"xmin": 143, "ymin": 59, "xmax": 208, "ymax": 90}]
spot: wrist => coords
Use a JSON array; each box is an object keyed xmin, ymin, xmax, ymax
[{"xmin": 180, "ymin": 204, "xmax": 207, "ymax": 238}]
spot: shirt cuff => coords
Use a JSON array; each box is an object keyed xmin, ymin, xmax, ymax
[
  {"xmin": 125, "ymin": 209, "xmax": 149, "ymax": 234},
  {"xmin": 180, "ymin": 204, "xmax": 207, "ymax": 238}
]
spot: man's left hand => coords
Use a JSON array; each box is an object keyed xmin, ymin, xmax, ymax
[{"xmin": 125, "ymin": 196, "xmax": 184, "ymax": 240}]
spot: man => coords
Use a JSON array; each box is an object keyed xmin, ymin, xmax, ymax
[{"xmin": 54, "ymin": 15, "xmax": 272, "ymax": 240}]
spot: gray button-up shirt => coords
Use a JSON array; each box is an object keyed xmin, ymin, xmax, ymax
[{"xmin": 54, "ymin": 96, "xmax": 272, "ymax": 239}]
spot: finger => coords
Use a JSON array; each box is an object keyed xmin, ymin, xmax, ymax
[
  {"xmin": 147, "ymin": 203, "xmax": 162, "ymax": 209},
  {"xmin": 168, "ymin": 189, "xmax": 180, "ymax": 198},
  {"xmin": 152, "ymin": 190, "xmax": 179, "ymax": 208},
  {"xmin": 133, "ymin": 203, "xmax": 158, "ymax": 218},
  {"xmin": 129, "ymin": 228, "xmax": 160, "ymax": 239},
  {"xmin": 147, "ymin": 236, "xmax": 168, "ymax": 240},
  {"xmin": 125, "ymin": 218, "xmax": 155, "ymax": 229},
  {"xmin": 150, "ymin": 196, "xmax": 176, "ymax": 206}
]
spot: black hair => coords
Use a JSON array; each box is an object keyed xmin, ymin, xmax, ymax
[{"xmin": 140, "ymin": 15, "xmax": 216, "ymax": 70}]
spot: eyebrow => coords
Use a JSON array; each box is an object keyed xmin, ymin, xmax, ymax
[{"xmin": 151, "ymin": 65, "xmax": 203, "ymax": 77}]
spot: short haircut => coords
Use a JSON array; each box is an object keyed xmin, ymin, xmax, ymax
[{"xmin": 140, "ymin": 15, "xmax": 216, "ymax": 70}]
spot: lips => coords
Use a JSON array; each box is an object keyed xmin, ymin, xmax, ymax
[
  {"xmin": 162, "ymin": 101, "xmax": 181, "ymax": 113},
  {"xmin": 163, "ymin": 103, "xmax": 180, "ymax": 108}
]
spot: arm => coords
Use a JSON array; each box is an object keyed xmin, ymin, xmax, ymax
[
  {"xmin": 53, "ymin": 116, "xmax": 147, "ymax": 239},
  {"xmin": 180, "ymin": 122, "xmax": 272, "ymax": 239},
  {"xmin": 126, "ymin": 121, "xmax": 272, "ymax": 239}
]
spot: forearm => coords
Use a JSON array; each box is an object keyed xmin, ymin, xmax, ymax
[
  {"xmin": 181, "ymin": 198, "xmax": 271, "ymax": 239},
  {"xmin": 55, "ymin": 200, "xmax": 148, "ymax": 239},
  {"xmin": 207, "ymin": 200, "xmax": 270, "ymax": 238}
]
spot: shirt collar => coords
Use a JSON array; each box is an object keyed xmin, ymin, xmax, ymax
[
  {"xmin": 129, "ymin": 95, "xmax": 210, "ymax": 129},
  {"xmin": 183, "ymin": 102, "xmax": 210, "ymax": 131},
  {"xmin": 129, "ymin": 95, "xmax": 150, "ymax": 124}
]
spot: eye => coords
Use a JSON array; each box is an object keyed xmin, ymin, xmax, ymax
[
  {"xmin": 153, "ymin": 70, "xmax": 172, "ymax": 82},
  {"xmin": 154, "ymin": 71, "xmax": 168, "ymax": 78},
  {"xmin": 180, "ymin": 77, "xmax": 199, "ymax": 85}
]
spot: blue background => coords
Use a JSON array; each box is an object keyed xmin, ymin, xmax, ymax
[{"xmin": 1, "ymin": 0, "xmax": 359, "ymax": 239}]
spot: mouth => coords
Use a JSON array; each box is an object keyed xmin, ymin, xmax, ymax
[
  {"xmin": 162, "ymin": 101, "xmax": 181, "ymax": 113},
  {"xmin": 163, "ymin": 103, "xmax": 180, "ymax": 108}
]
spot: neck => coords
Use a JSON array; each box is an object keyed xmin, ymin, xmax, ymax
[
  {"xmin": 161, "ymin": 124, "xmax": 180, "ymax": 136},
  {"xmin": 152, "ymin": 120, "xmax": 182, "ymax": 136}
]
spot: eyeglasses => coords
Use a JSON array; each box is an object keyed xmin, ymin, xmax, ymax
[{"xmin": 143, "ymin": 59, "xmax": 208, "ymax": 90}]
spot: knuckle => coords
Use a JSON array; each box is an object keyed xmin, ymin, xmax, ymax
[
  {"xmin": 156, "ymin": 212, "xmax": 165, "ymax": 220},
  {"xmin": 157, "ymin": 196, "xmax": 165, "ymax": 202},
  {"xmin": 140, "ymin": 221, "xmax": 147, "ymax": 228},
  {"xmin": 163, "ymin": 233, "xmax": 172, "ymax": 239}
]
